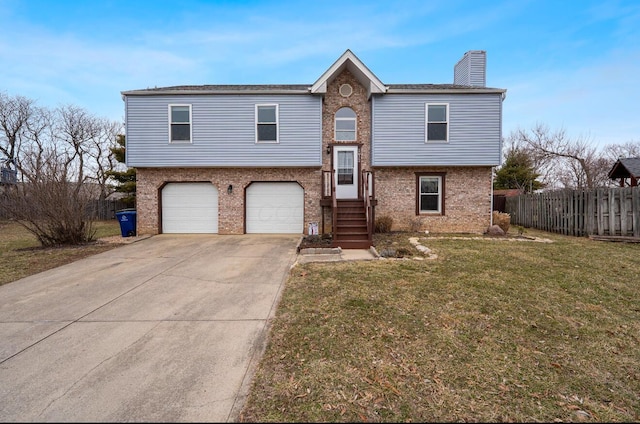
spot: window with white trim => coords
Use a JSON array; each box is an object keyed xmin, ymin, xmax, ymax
[
  {"xmin": 169, "ymin": 104, "xmax": 192, "ymax": 143},
  {"xmin": 425, "ymin": 103, "xmax": 448, "ymax": 142},
  {"xmin": 256, "ymin": 104, "xmax": 279, "ymax": 143},
  {"xmin": 416, "ymin": 173, "xmax": 445, "ymax": 214},
  {"xmin": 334, "ymin": 107, "xmax": 356, "ymax": 141}
]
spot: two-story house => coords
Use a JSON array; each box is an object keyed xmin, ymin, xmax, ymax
[{"xmin": 122, "ymin": 49, "xmax": 506, "ymax": 248}]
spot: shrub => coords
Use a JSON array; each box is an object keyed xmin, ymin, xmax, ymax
[
  {"xmin": 492, "ymin": 211, "xmax": 510, "ymax": 234},
  {"xmin": 408, "ymin": 217, "xmax": 422, "ymax": 232},
  {"xmin": 375, "ymin": 215, "xmax": 393, "ymax": 233}
]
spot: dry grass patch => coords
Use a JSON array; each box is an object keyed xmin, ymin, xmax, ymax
[
  {"xmin": 0, "ymin": 219, "xmax": 123, "ymax": 286},
  {"xmin": 240, "ymin": 229, "xmax": 640, "ymax": 422}
]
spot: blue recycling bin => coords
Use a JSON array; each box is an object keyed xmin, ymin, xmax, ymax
[{"xmin": 116, "ymin": 209, "xmax": 137, "ymax": 237}]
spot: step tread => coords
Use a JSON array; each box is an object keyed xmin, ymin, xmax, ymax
[{"xmin": 332, "ymin": 241, "xmax": 372, "ymax": 249}]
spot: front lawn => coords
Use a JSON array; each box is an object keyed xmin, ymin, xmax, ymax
[
  {"xmin": 240, "ymin": 229, "xmax": 640, "ymax": 422},
  {"xmin": 0, "ymin": 220, "xmax": 123, "ymax": 286}
]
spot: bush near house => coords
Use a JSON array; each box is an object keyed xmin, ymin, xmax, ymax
[
  {"xmin": 492, "ymin": 211, "xmax": 511, "ymax": 233},
  {"xmin": 374, "ymin": 215, "xmax": 393, "ymax": 233}
]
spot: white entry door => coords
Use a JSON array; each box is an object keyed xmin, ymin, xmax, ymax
[{"xmin": 333, "ymin": 145, "xmax": 359, "ymax": 199}]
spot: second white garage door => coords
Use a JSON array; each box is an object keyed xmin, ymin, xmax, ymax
[
  {"xmin": 162, "ymin": 182, "xmax": 218, "ymax": 233},
  {"xmin": 246, "ymin": 182, "xmax": 304, "ymax": 234}
]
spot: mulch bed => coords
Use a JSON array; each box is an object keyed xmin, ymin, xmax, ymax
[{"xmin": 298, "ymin": 234, "xmax": 333, "ymax": 249}]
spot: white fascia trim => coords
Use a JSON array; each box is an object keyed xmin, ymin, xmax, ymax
[
  {"xmin": 122, "ymin": 89, "xmax": 310, "ymax": 96},
  {"xmin": 387, "ymin": 88, "xmax": 507, "ymax": 95},
  {"xmin": 310, "ymin": 49, "xmax": 387, "ymax": 95}
]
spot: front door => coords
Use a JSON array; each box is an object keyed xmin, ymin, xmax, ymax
[{"xmin": 333, "ymin": 145, "xmax": 359, "ymax": 199}]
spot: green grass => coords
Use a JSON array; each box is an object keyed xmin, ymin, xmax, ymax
[
  {"xmin": 0, "ymin": 219, "xmax": 123, "ymax": 286},
  {"xmin": 240, "ymin": 229, "xmax": 640, "ymax": 422}
]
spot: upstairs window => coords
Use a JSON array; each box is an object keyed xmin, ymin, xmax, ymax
[
  {"xmin": 256, "ymin": 104, "xmax": 279, "ymax": 143},
  {"xmin": 169, "ymin": 105, "xmax": 192, "ymax": 143},
  {"xmin": 335, "ymin": 107, "xmax": 356, "ymax": 141},
  {"xmin": 426, "ymin": 103, "xmax": 448, "ymax": 143}
]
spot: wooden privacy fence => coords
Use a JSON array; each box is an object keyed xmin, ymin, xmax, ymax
[
  {"xmin": 86, "ymin": 199, "xmax": 130, "ymax": 220},
  {"xmin": 505, "ymin": 187, "xmax": 640, "ymax": 237}
]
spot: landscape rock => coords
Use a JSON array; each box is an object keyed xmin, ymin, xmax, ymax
[{"xmin": 486, "ymin": 224, "xmax": 506, "ymax": 236}]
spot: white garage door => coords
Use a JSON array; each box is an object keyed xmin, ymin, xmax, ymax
[
  {"xmin": 246, "ymin": 182, "xmax": 304, "ymax": 234},
  {"xmin": 162, "ymin": 183, "xmax": 218, "ymax": 233}
]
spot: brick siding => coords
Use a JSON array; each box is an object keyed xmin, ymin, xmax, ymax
[
  {"xmin": 373, "ymin": 166, "xmax": 493, "ymax": 233},
  {"xmin": 321, "ymin": 69, "xmax": 372, "ymax": 171},
  {"xmin": 136, "ymin": 167, "xmax": 321, "ymax": 235}
]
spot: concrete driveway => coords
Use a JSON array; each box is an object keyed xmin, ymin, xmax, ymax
[{"xmin": 0, "ymin": 234, "xmax": 300, "ymax": 422}]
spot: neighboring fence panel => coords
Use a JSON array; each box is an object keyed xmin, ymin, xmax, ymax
[
  {"xmin": 87, "ymin": 199, "xmax": 129, "ymax": 220},
  {"xmin": 505, "ymin": 187, "xmax": 640, "ymax": 237},
  {"xmin": 492, "ymin": 194, "xmax": 506, "ymax": 212}
]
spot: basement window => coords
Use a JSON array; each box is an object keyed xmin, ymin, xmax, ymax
[{"xmin": 416, "ymin": 173, "xmax": 445, "ymax": 214}]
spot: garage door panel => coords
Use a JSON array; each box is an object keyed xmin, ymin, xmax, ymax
[
  {"xmin": 246, "ymin": 183, "xmax": 303, "ymax": 234},
  {"xmin": 162, "ymin": 183, "xmax": 218, "ymax": 233}
]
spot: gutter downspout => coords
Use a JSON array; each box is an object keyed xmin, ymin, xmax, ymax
[{"xmin": 490, "ymin": 166, "xmax": 494, "ymax": 227}]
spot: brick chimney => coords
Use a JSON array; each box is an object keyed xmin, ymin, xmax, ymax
[{"xmin": 454, "ymin": 50, "xmax": 486, "ymax": 87}]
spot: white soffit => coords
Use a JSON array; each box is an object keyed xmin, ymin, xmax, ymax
[{"xmin": 310, "ymin": 49, "xmax": 387, "ymax": 98}]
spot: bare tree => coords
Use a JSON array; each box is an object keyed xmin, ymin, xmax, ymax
[
  {"xmin": 55, "ymin": 104, "xmax": 99, "ymax": 185},
  {"xmin": 503, "ymin": 130, "xmax": 559, "ymax": 189},
  {"xmin": 0, "ymin": 92, "xmax": 34, "ymax": 173},
  {"xmin": 19, "ymin": 106, "xmax": 55, "ymax": 182},
  {"xmin": 514, "ymin": 123, "xmax": 611, "ymax": 189},
  {"xmin": 2, "ymin": 133, "xmax": 97, "ymax": 245},
  {"xmin": 602, "ymin": 140, "xmax": 640, "ymax": 161},
  {"xmin": 1, "ymin": 95, "xmax": 122, "ymax": 246},
  {"xmin": 86, "ymin": 119, "xmax": 123, "ymax": 201}
]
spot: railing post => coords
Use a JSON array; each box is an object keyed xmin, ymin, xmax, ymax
[{"xmin": 331, "ymin": 169, "xmax": 337, "ymax": 239}]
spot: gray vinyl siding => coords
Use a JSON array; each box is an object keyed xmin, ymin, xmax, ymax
[
  {"xmin": 454, "ymin": 50, "xmax": 486, "ymax": 87},
  {"xmin": 372, "ymin": 93, "xmax": 502, "ymax": 166},
  {"xmin": 470, "ymin": 55, "xmax": 487, "ymax": 87},
  {"xmin": 125, "ymin": 94, "xmax": 322, "ymax": 167},
  {"xmin": 453, "ymin": 60, "xmax": 470, "ymax": 85}
]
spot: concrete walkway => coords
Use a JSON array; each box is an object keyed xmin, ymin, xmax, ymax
[
  {"xmin": 0, "ymin": 234, "xmax": 299, "ymax": 423},
  {"xmin": 295, "ymin": 246, "xmax": 379, "ymax": 264}
]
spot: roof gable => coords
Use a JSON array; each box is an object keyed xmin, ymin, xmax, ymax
[
  {"xmin": 310, "ymin": 49, "xmax": 386, "ymax": 98},
  {"xmin": 609, "ymin": 157, "xmax": 640, "ymax": 179}
]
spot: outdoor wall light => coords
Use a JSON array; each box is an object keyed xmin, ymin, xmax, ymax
[
  {"xmin": 227, "ymin": 184, "xmax": 233, "ymax": 194},
  {"xmin": 326, "ymin": 145, "xmax": 331, "ymax": 155}
]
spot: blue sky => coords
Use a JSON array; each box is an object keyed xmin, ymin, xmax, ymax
[{"xmin": 1, "ymin": 0, "xmax": 639, "ymax": 148}]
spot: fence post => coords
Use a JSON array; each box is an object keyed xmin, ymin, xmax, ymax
[
  {"xmin": 620, "ymin": 187, "xmax": 628, "ymax": 236},
  {"xmin": 585, "ymin": 190, "xmax": 593, "ymax": 235},
  {"xmin": 633, "ymin": 187, "xmax": 640, "ymax": 238}
]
